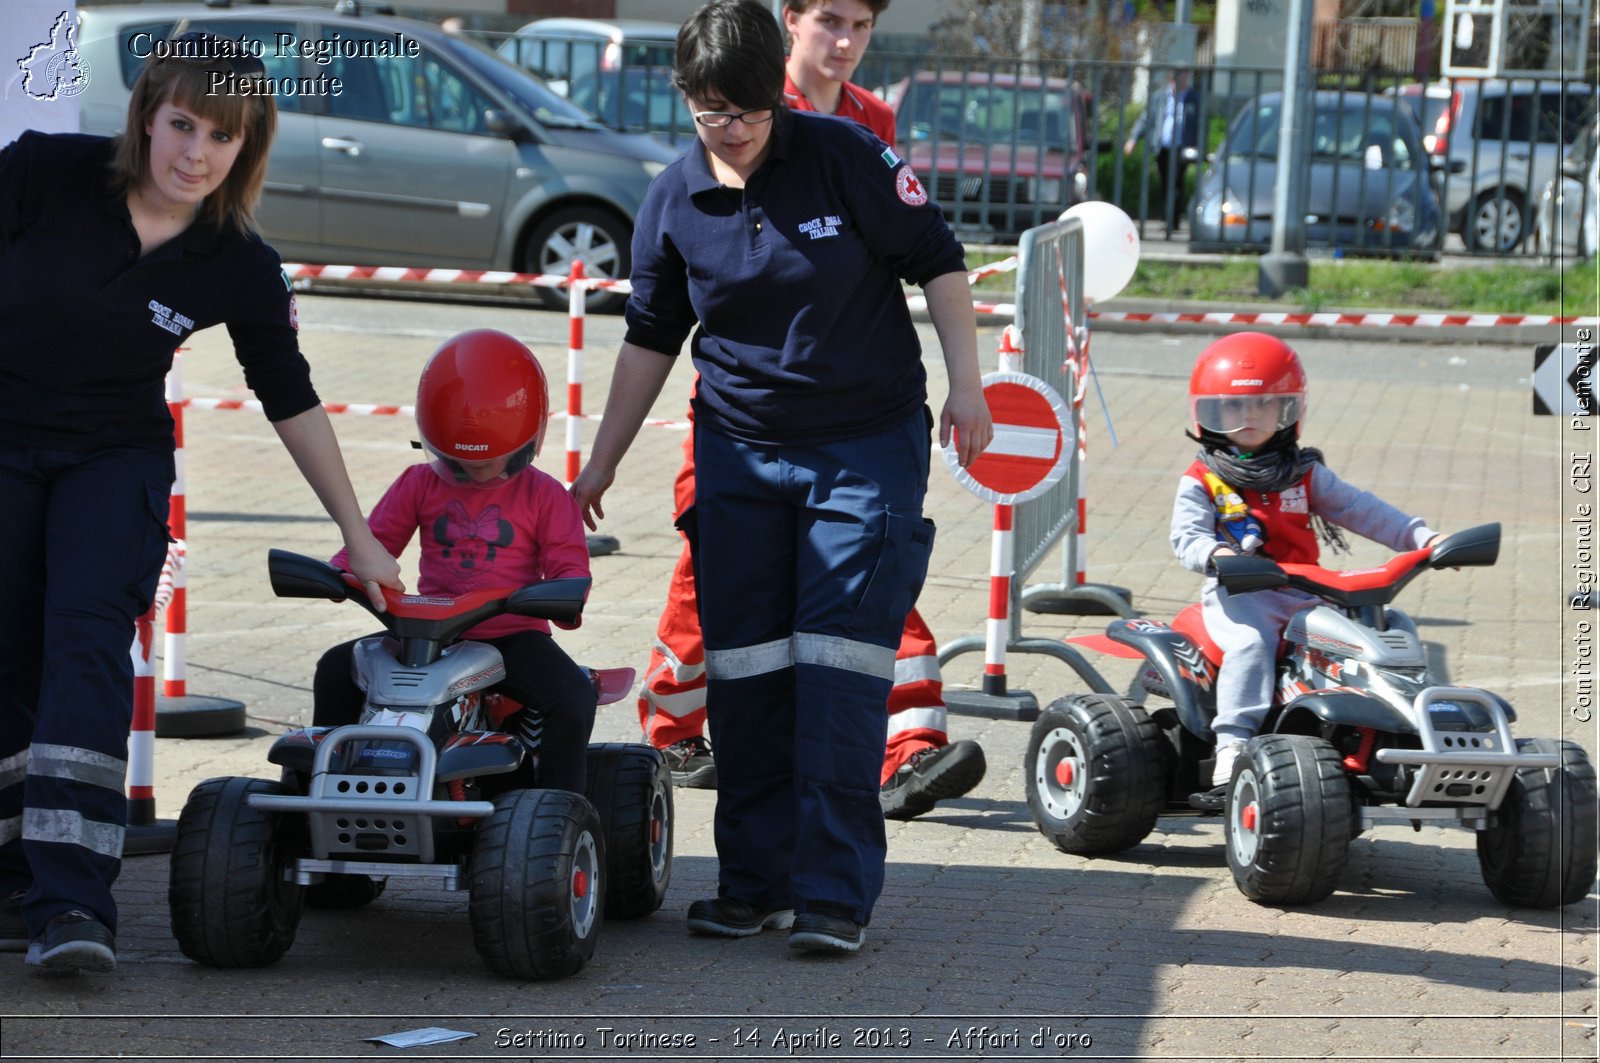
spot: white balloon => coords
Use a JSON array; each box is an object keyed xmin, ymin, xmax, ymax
[{"xmin": 1058, "ymin": 202, "xmax": 1140, "ymax": 305}]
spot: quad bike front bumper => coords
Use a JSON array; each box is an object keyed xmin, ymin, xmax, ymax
[
  {"xmin": 248, "ymin": 724, "xmax": 494, "ymax": 865},
  {"xmin": 1361, "ymin": 686, "xmax": 1560, "ymax": 828}
]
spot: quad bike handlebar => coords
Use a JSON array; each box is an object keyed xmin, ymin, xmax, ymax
[
  {"xmin": 267, "ymin": 549, "xmax": 591, "ymax": 656},
  {"xmin": 1214, "ymin": 522, "xmax": 1500, "ymax": 611}
]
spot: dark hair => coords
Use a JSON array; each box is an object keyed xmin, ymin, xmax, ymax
[
  {"xmin": 782, "ymin": 0, "xmax": 891, "ymax": 18},
  {"xmin": 110, "ymin": 35, "xmax": 277, "ymax": 234},
  {"xmin": 673, "ymin": 0, "xmax": 786, "ymax": 113}
]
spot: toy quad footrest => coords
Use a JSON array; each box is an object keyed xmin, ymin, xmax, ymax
[{"xmin": 248, "ymin": 724, "xmax": 493, "ymax": 864}]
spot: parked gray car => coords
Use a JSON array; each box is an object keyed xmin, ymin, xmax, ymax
[
  {"xmin": 73, "ymin": 4, "xmax": 678, "ymax": 310},
  {"xmin": 1393, "ymin": 79, "xmax": 1596, "ymax": 253},
  {"xmin": 1189, "ymin": 91, "xmax": 1442, "ymax": 257}
]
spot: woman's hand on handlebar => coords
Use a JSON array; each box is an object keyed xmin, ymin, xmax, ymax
[{"xmin": 345, "ymin": 531, "xmax": 404, "ymax": 612}]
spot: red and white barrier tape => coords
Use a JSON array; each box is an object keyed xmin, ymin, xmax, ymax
[
  {"xmin": 1086, "ymin": 309, "xmax": 1600, "ymax": 328},
  {"xmin": 177, "ymin": 397, "xmax": 690, "ymax": 430},
  {"xmin": 287, "ymin": 257, "xmax": 1591, "ymax": 329},
  {"xmin": 281, "ymin": 262, "xmax": 630, "ymax": 291}
]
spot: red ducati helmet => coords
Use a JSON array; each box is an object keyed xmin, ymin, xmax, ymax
[
  {"xmin": 1188, "ymin": 332, "xmax": 1306, "ymax": 441},
  {"xmin": 416, "ymin": 329, "xmax": 548, "ymax": 483}
]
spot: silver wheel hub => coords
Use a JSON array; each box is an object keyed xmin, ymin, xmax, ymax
[{"xmin": 1035, "ymin": 726, "xmax": 1087, "ymax": 820}]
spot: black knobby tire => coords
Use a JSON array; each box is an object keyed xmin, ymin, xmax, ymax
[
  {"xmin": 1476, "ymin": 738, "xmax": 1599, "ymax": 908},
  {"xmin": 1225, "ymin": 735, "xmax": 1352, "ymax": 905},
  {"xmin": 522, "ymin": 206, "xmax": 631, "ymax": 313},
  {"xmin": 168, "ymin": 776, "xmax": 305, "ymax": 967},
  {"xmin": 469, "ymin": 788, "xmax": 605, "ymax": 979},
  {"xmin": 584, "ymin": 743, "xmax": 673, "ymax": 919},
  {"xmin": 1024, "ymin": 694, "xmax": 1166, "ymax": 854}
]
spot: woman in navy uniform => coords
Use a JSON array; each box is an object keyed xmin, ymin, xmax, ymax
[
  {"xmin": 572, "ymin": 0, "xmax": 991, "ymax": 953},
  {"xmin": 0, "ymin": 33, "xmax": 401, "ymax": 972}
]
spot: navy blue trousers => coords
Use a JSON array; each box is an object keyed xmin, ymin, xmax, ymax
[
  {"xmin": 0, "ymin": 443, "xmax": 173, "ymax": 936},
  {"xmin": 692, "ymin": 413, "xmax": 934, "ymax": 924}
]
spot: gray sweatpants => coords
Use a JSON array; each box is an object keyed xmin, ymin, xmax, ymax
[{"xmin": 1201, "ymin": 582, "xmax": 1317, "ymax": 743}]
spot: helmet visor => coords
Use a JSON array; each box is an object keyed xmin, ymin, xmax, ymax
[{"xmin": 1192, "ymin": 392, "xmax": 1303, "ymax": 436}]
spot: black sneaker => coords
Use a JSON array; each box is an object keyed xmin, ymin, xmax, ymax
[
  {"xmin": 880, "ymin": 739, "xmax": 987, "ymax": 820},
  {"xmin": 788, "ymin": 910, "xmax": 865, "ymax": 953},
  {"xmin": 662, "ymin": 736, "xmax": 717, "ymax": 789},
  {"xmin": 686, "ymin": 897, "xmax": 794, "ymax": 937},
  {"xmin": 0, "ymin": 890, "xmax": 26, "ymax": 952},
  {"xmin": 24, "ymin": 910, "xmax": 115, "ymax": 973}
]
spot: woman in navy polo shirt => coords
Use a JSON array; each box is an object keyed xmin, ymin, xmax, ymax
[
  {"xmin": 572, "ymin": 0, "xmax": 991, "ymax": 954},
  {"xmin": 0, "ymin": 35, "xmax": 402, "ymax": 973}
]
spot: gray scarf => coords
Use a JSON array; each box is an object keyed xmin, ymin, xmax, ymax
[{"xmin": 1198, "ymin": 444, "xmax": 1350, "ymax": 554}]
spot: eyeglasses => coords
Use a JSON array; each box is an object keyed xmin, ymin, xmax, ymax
[
  {"xmin": 159, "ymin": 29, "xmax": 268, "ymax": 80},
  {"xmin": 691, "ymin": 108, "xmax": 775, "ymax": 128}
]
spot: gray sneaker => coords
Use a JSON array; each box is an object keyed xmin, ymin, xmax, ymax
[{"xmin": 24, "ymin": 910, "xmax": 116, "ymax": 973}]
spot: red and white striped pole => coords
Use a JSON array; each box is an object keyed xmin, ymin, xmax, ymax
[
  {"xmin": 149, "ymin": 354, "xmax": 245, "ymax": 737},
  {"xmin": 163, "ymin": 356, "xmax": 189, "ymax": 697},
  {"xmin": 128, "ymin": 610, "xmax": 158, "ymax": 827},
  {"xmin": 981, "ymin": 326, "xmax": 1025, "ymax": 696},
  {"xmin": 565, "ymin": 259, "xmax": 586, "ymax": 486},
  {"xmin": 1064, "ymin": 323, "xmax": 1091, "ymax": 586},
  {"xmin": 125, "ymin": 546, "xmax": 181, "ymax": 853},
  {"xmin": 983, "ymin": 503, "xmax": 1015, "ymax": 696}
]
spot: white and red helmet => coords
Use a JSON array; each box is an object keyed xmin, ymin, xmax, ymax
[
  {"xmin": 416, "ymin": 329, "xmax": 548, "ymax": 481},
  {"xmin": 1188, "ymin": 332, "xmax": 1306, "ymax": 441}
]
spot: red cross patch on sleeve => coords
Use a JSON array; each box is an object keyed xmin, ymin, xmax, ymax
[{"xmin": 896, "ymin": 167, "xmax": 928, "ymax": 206}]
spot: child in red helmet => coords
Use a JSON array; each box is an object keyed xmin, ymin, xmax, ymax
[
  {"xmin": 1171, "ymin": 332, "xmax": 1442, "ymax": 796},
  {"xmin": 313, "ymin": 329, "xmax": 596, "ymax": 795}
]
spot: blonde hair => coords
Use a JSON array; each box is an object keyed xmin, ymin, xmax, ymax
[{"xmin": 110, "ymin": 53, "xmax": 277, "ymax": 234}]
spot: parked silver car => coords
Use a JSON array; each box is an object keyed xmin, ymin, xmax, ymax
[
  {"xmin": 73, "ymin": 4, "xmax": 677, "ymax": 309},
  {"xmin": 1189, "ymin": 91, "xmax": 1442, "ymax": 256},
  {"xmin": 1392, "ymin": 78, "xmax": 1596, "ymax": 252},
  {"xmin": 1533, "ymin": 115, "xmax": 1599, "ymax": 259}
]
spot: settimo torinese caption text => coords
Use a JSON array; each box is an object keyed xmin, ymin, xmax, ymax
[{"xmin": 128, "ymin": 30, "xmax": 418, "ymax": 97}]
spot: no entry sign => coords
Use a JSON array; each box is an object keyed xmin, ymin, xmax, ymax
[{"xmin": 945, "ymin": 371, "xmax": 1071, "ymax": 505}]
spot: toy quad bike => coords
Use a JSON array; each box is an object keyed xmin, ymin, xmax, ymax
[
  {"xmin": 1024, "ymin": 523, "xmax": 1598, "ymax": 907},
  {"xmin": 168, "ymin": 550, "xmax": 672, "ymax": 979}
]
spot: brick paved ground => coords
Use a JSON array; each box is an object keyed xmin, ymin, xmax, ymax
[{"xmin": 0, "ymin": 295, "xmax": 1592, "ymax": 1062}]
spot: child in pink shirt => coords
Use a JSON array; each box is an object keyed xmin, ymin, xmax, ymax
[{"xmin": 314, "ymin": 330, "xmax": 595, "ymax": 794}]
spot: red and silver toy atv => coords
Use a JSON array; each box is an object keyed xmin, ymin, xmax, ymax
[
  {"xmin": 1024, "ymin": 523, "xmax": 1597, "ymax": 907},
  {"xmin": 167, "ymin": 550, "xmax": 672, "ymax": 979}
]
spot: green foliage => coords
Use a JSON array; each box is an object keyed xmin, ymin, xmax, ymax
[
  {"xmin": 967, "ymin": 251, "xmax": 1596, "ymax": 316},
  {"xmin": 1116, "ymin": 258, "xmax": 1597, "ymax": 315}
]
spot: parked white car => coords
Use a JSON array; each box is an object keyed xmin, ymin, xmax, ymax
[{"xmin": 1533, "ymin": 115, "xmax": 1599, "ymax": 258}]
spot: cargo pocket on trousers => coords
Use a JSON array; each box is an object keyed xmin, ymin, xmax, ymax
[
  {"xmin": 133, "ymin": 481, "xmax": 175, "ymax": 616},
  {"xmin": 852, "ymin": 510, "xmax": 936, "ymax": 638}
]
